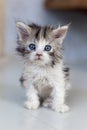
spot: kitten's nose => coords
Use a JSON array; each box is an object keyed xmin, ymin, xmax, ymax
[{"xmin": 36, "ymin": 53, "xmax": 42, "ymax": 57}]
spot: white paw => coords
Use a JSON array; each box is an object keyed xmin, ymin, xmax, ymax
[
  {"xmin": 43, "ymin": 101, "xmax": 52, "ymax": 108},
  {"xmin": 24, "ymin": 100, "xmax": 40, "ymax": 110},
  {"xmin": 52, "ymin": 104, "xmax": 70, "ymax": 113},
  {"xmin": 43, "ymin": 98, "xmax": 52, "ymax": 108}
]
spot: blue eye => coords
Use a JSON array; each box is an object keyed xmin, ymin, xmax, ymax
[
  {"xmin": 29, "ymin": 43, "xmax": 36, "ymax": 50},
  {"xmin": 44, "ymin": 45, "xmax": 52, "ymax": 51}
]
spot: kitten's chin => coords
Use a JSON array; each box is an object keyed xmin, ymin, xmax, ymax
[
  {"xmin": 35, "ymin": 59, "xmax": 45, "ymax": 65},
  {"xmin": 29, "ymin": 57, "xmax": 51, "ymax": 66},
  {"xmin": 30, "ymin": 59, "xmax": 49, "ymax": 66}
]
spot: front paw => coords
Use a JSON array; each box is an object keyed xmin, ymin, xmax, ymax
[
  {"xmin": 24, "ymin": 100, "xmax": 40, "ymax": 110},
  {"xmin": 52, "ymin": 104, "xmax": 70, "ymax": 113}
]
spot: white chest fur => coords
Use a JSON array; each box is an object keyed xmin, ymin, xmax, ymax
[{"xmin": 23, "ymin": 63, "xmax": 65, "ymax": 98}]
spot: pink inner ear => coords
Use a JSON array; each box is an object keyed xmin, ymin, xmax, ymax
[
  {"xmin": 55, "ymin": 33, "xmax": 62, "ymax": 38},
  {"xmin": 18, "ymin": 26, "xmax": 29, "ymax": 39},
  {"xmin": 54, "ymin": 29, "xmax": 66, "ymax": 38},
  {"xmin": 53, "ymin": 26, "xmax": 68, "ymax": 39}
]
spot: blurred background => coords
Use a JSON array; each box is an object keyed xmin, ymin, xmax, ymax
[{"xmin": 0, "ymin": 0, "xmax": 87, "ymax": 130}]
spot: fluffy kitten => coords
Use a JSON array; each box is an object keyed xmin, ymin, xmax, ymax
[{"xmin": 16, "ymin": 22, "xmax": 70, "ymax": 113}]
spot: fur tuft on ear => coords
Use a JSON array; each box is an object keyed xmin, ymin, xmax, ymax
[
  {"xmin": 52, "ymin": 25, "xmax": 69, "ymax": 42},
  {"xmin": 16, "ymin": 22, "xmax": 31, "ymax": 41}
]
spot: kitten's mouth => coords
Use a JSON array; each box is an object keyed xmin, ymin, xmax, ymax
[{"xmin": 35, "ymin": 58, "xmax": 42, "ymax": 61}]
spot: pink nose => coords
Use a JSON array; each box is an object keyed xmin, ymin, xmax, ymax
[{"xmin": 36, "ymin": 53, "xmax": 42, "ymax": 57}]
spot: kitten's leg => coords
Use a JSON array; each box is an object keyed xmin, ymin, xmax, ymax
[
  {"xmin": 51, "ymin": 87, "xmax": 70, "ymax": 113},
  {"xmin": 20, "ymin": 76, "xmax": 40, "ymax": 110},
  {"xmin": 24, "ymin": 86, "xmax": 40, "ymax": 110}
]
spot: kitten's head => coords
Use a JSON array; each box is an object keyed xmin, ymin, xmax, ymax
[{"xmin": 16, "ymin": 22, "xmax": 68, "ymax": 67}]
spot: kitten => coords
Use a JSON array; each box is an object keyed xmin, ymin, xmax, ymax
[{"xmin": 16, "ymin": 22, "xmax": 70, "ymax": 113}]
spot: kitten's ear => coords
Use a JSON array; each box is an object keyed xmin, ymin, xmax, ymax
[
  {"xmin": 16, "ymin": 22, "xmax": 31, "ymax": 41},
  {"xmin": 52, "ymin": 25, "xmax": 69, "ymax": 43}
]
